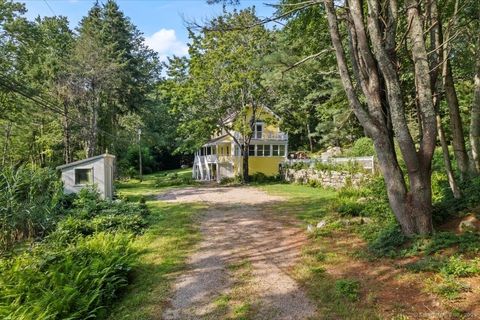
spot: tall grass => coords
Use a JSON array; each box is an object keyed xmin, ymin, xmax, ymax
[{"xmin": 0, "ymin": 166, "xmax": 63, "ymax": 253}]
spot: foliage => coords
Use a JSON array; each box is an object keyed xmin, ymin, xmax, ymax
[
  {"xmin": 154, "ymin": 172, "xmax": 196, "ymax": 188},
  {"xmin": 367, "ymin": 225, "xmax": 407, "ymax": 258},
  {"xmin": 334, "ymin": 279, "xmax": 360, "ymax": 301},
  {"xmin": 344, "ymin": 137, "xmax": 375, "ymax": 157},
  {"xmin": 0, "ymin": 232, "xmax": 136, "ymax": 319},
  {"xmin": 0, "ymin": 165, "xmax": 63, "ymax": 253},
  {"xmin": 425, "ymin": 276, "xmax": 470, "ymax": 300}
]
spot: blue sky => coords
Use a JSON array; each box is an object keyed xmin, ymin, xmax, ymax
[{"xmin": 22, "ymin": 0, "xmax": 276, "ymax": 61}]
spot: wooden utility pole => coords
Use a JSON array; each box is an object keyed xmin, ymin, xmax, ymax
[{"xmin": 138, "ymin": 128, "xmax": 143, "ymax": 182}]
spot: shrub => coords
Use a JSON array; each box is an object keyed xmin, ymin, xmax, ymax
[
  {"xmin": 220, "ymin": 176, "xmax": 242, "ymax": 185},
  {"xmin": 249, "ymin": 172, "xmax": 280, "ymax": 184},
  {"xmin": 345, "ymin": 137, "xmax": 375, "ymax": 157},
  {"xmin": 0, "ymin": 232, "xmax": 137, "ymax": 319},
  {"xmin": 336, "ymin": 198, "xmax": 365, "ymax": 217},
  {"xmin": 368, "ymin": 225, "xmax": 407, "ymax": 258},
  {"xmin": 0, "ymin": 165, "xmax": 63, "ymax": 253},
  {"xmin": 154, "ymin": 172, "xmax": 195, "ymax": 187}
]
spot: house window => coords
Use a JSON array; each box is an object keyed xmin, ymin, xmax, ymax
[
  {"xmin": 226, "ymin": 146, "xmax": 230, "ymax": 155},
  {"xmin": 279, "ymin": 145, "xmax": 286, "ymax": 156},
  {"xmin": 255, "ymin": 122, "xmax": 263, "ymax": 139},
  {"xmin": 249, "ymin": 144, "xmax": 256, "ymax": 156},
  {"xmin": 272, "ymin": 145, "xmax": 279, "ymax": 156},
  {"xmin": 256, "ymin": 145, "xmax": 263, "ymax": 156},
  {"xmin": 75, "ymin": 168, "xmax": 93, "ymax": 185},
  {"xmin": 264, "ymin": 145, "xmax": 271, "ymax": 156}
]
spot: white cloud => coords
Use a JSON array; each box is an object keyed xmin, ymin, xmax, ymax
[{"xmin": 144, "ymin": 29, "xmax": 188, "ymax": 62}]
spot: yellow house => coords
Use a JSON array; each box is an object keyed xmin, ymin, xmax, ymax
[{"xmin": 192, "ymin": 106, "xmax": 288, "ymax": 182}]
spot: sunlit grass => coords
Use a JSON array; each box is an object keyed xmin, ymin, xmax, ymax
[
  {"xmin": 109, "ymin": 168, "xmax": 205, "ymax": 319},
  {"xmin": 261, "ymin": 183, "xmax": 380, "ymax": 319}
]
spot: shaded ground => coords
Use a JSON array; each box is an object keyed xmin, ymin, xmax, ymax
[{"xmin": 159, "ymin": 186, "xmax": 317, "ymax": 320}]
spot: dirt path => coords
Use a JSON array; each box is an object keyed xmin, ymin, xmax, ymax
[{"xmin": 158, "ymin": 186, "xmax": 316, "ymax": 320}]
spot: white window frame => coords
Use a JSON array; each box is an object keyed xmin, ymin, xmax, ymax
[
  {"xmin": 255, "ymin": 122, "xmax": 263, "ymax": 139},
  {"xmin": 74, "ymin": 167, "xmax": 93, "ymax": 186}
]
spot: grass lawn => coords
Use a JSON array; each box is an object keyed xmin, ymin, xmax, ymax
[
  {"xmin": 260, "ymin": 184, "xmax": 381, "ymax": 319},
  {"xmin": 108, "ymin": 169, "xmax": 205, "ymax": 319}
]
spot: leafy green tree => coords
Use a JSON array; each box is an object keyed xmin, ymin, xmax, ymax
[{"xmin": 176, "ymin": 8, "xmax": 274, "ymax": 181}]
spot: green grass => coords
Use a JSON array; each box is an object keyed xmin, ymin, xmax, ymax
[
  {"xmin": 108, "ymin": 169, "xmax": 205, "ymax": 319},
  {"xmin": 260, "ymin": 184, "xmax": 337, "ymax": 224},
  {"xmin": 260, "ymin": 183, "xmax": 380, "ymax": 319},
  {"xmin": 116, "ymin": 168, "xmax": 194, "ymax": 202}
]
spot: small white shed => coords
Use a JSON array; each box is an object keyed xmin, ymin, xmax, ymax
[{"xmin": 56, "ymin": 154, "xmax": 116, "ymax": 200}]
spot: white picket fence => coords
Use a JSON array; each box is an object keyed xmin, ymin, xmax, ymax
[{"xmin": 283, "ymin": 156, "xmax": 375, "ymax": 173}]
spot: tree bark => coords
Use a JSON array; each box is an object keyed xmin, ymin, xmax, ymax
[
  {"xmin": 438, "ymin": 0, "xmax": 470, "ymax": 179},
  {"xmin": 62, "ymin": 101, "xmax": 72, "ymax": 164},
  {"xmin": 443, "ymin": 59, "xmax": 470, "ymax": 179},
  {"xmin": 428, "ymin": 0, "xmax": 461, "ymax": 198},
  {"xmin": 2, "ymin": 122, "xmax": 12, "ymax": 167},
  {"xmin": 242, "ymin": 145, "xmax": 249, "ymax": 182},
  {"xmin": 324, "ymin": 0, "xmax": 435, "ymax": 235},
  {"xmin": 470, "ymin": 29, "xmax": 480, "ymax": 173}
]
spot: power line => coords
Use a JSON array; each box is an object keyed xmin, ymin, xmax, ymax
[{"xmin": 43, "ymin": 0, "xmax": 56, "ymax": 16}]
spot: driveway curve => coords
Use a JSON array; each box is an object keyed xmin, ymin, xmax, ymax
[{"xmin": 159, "ymin": 186, "xmax": 316, "ymax": 320}]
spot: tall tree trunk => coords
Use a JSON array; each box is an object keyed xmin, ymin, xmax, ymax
[
  {"xmin": 62, "ymin": 101, "xmax": 72, "ymax": 164},
  {"xmin": 439, "ymin": 0, "xmax": 470, "ymax": 179},
  {"xmin": 2, "ymin": 122, "xmax": 12, "ymax": 166},
  {"xmin": 428, "ymin": 0, "xmax": 461, "ymax": 198},
  {"xmin": 324, "ymin": 0, "xmax": 435, "ymax": 235},
  {"xmin": 307, "ymin": 123, "xmax": 313, "ymax": 152},
  {"xmin": 470, "ymin": 30, "xmax": 480, "ymax": 172},
  {"xmin": 443, "ymin": 59, "xmax": 469, "ymax": 179},
  {"xmin": 87, "ymin": 95, "xmax": 99, "ymax": 158},
  {"xmin": 242, "ymin": 144, "xmax": 249, "ymax": 182}
]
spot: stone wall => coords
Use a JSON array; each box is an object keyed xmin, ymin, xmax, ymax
[{"xmin": 283, "ymin": 168, "xmax": 368, "ymax": 189}]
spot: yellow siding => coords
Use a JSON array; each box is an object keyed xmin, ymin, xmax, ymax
[
  {"xmin": 249, "ymin": 157, "xmax": 283, "ymax": 175},
  {"xmin": 229, "ymin": 156, "xmax": 283, "ymax": 176}
]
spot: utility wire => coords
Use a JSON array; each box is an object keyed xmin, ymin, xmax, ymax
[{"xmin": 43, "ymin": 0, "xmax": 56, "ymax": 16}]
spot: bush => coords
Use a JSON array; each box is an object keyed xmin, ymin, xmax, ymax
[
  {"xmin": 249, "ymin": 172, "xmax": 281, "ymax": 184},
  {"xmin": 154, "ymin": 172, "xmax": 195, "ymax": 187},
  {"xmin": 345, "ymin": 137, "xmax": 375, "ymax": 157},
  {"xmin": 336, "ymin": 198, "xmax": 365, "ymax": 217},
  {"xmin": 0, "ymin": 165, "xmax": 63, "ymax": 253},
  {"xmin": 368, "ymin": 225, "xmax": 407, "ymax": 258},
  {"xmin": 0, "ymin": 232, "xmax": 137, "ymax": 319}
]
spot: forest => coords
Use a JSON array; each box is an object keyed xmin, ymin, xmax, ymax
[{"xmin": 1, "ymin": 0, "xmax": 480, "ymax": 318}]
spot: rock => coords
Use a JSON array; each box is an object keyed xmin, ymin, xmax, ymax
[
  {"xmin": 317, "ymin": 220, "xmax": 327, "ymax": 229},
  {"xmin": 307, "ymin": 224, "xmax": 315, "ymax": 233},
  {"xmin": 180, "ymin": 164, "xmax": 189, "ymax": 169},
  {"xmin": 459, "ymin": 220, "xmax": 478, "ymax": 233}
]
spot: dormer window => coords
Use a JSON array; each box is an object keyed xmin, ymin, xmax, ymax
[{"xmin": 255, "ymin": 122, "xmax": 263, "ymax": 139}]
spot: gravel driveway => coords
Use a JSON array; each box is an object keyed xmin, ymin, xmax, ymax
[{"xmin": 159, "ymin": 186, "xmax": 317, "ymax": 320}]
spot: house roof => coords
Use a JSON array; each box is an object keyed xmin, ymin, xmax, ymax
[
  {"xmin": 56, "ymin": 153, "xmax": 115, "ymax": 170},
  {"xmin": 202, "ymin": 134, "xmax": 230, "ymax": 146}
]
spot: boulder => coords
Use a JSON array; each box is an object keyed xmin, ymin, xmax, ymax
[
  {"xmin": 458, "ymin": 215, "xmax": 480, "ymax": 233},
  {"xmin": 317, "ymin": 220, "xmax": 327, "ymax": 229}
]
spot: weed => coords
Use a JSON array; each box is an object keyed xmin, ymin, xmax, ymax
[
  {"xmin": 425, "ymin": 275, "xmax": 470, "ymax": 300},
  {"xmin": 440, "ymin": 256, "xmax": 480, "ymax": 277},
  {"xmin": 335, "ymin": 279, "xmax": 360, "ymax": 301}
]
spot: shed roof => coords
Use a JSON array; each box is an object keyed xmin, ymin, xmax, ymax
[{"xmin": 56, "ymin": 154, "xmax": 115, "ymax": 170}]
